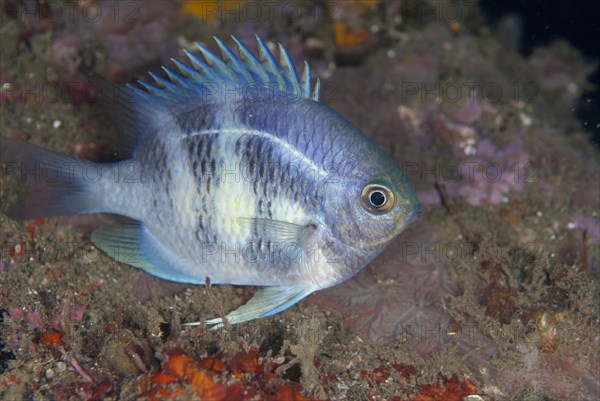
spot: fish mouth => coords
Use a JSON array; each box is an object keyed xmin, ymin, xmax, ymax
[
  {"xmin": 356, "ymin": 203, "xmax": 422, "ymax": 248},
  {"xmin": 383, "ymin": 204, "xmax": 421, "ymax": 244},
  {"xmin": 369, "ymin": 203, "xmax": 422, "ymax": 246},
  {"xmin": 395, "ymin": 203, "xmax": 422, "ymax": 228},
  {"xmin": 406, "ymin": 203, "xmax": 422, "ymax": 225}
]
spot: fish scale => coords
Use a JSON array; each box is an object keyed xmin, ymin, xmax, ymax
[
  {"xmin": 131, "ymin": 133, "xmax": 279, "ymax": 282},
  {"xmin": 0, "ymin": 36, "xmax": 421, "ymax": 328}
]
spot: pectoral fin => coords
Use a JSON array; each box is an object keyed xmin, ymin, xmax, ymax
[
  {"xmin": 236, "ymin": 217, "xmax": 321, "ymax": 285},
  {"xmin": 236, "ymin": 217, "xmax": 315, "ymax": 244},
  {"xmin": 185, "ymin": 285, "xmax": 315, "ymax": 329}
]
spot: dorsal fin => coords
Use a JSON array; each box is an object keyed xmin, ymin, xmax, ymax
[
  {"xmin": 108, "ymin": 37, "xmax": 321, "ymax": 155},
  {"xmin": 131, "ymin": 36, "xmax": 320, "ymax": 104},
  {"xmin": 278, "ymin": 43, "xmax": 300, "ymax": 95}
]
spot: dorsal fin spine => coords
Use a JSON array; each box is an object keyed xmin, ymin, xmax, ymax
[
  {"xmin": 312, "ymin": 78, "xmax": 321, "ymax": 102},
  {"xmin": 133, "ymin": 36, "xmax": 318, "ymax": 102},
  {"xmin": 213, "ymin": 36, "xmax": 253, "ymax": 84},
  {"xmin": 162, "ymin": 66, "xmax": 188, "ymax": 88},
  {"xmin": 195, "ymin": 43, "xmax": 238, "ymax": 84},
  {"xmin": 278, "ymin": 43, "xmax": 300, "ymax": 95},
  {"xmin": 171, "ymin": 58, "xmax": 198, "ymax": 79},
  {"xmin": 138, "ymin": 79, "xmax": 164, "ymax": 96},
  {"xmin": 126, "ymin": 83, "xmax": 152, "ymax": 100},
  {"xmin": 148, "ymin": 72, "xmax": 175, "ymax": 91},
  {"xmin": 183, "ymin": 49, "xmax": 218, "ymax": 82},
  {"xmin": 231, "ymin": 36, "xmax": 269, "ymax": 83},
  {"xmin": 255, "ymin": 35, "xmax": 287, "ymax": 92},
  {"xmin": 300, "ymin": 61, "xmax": 312, "ymax": 98}
]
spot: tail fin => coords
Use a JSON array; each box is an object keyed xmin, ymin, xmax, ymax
[{"xmin": 1, "ymin": 137, "xmax": 99, "ymax": 219}]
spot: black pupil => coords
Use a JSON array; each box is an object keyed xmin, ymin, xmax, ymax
[{"xmin": 370, "ymin": 191, "xmax": 386, "ymax": 207}]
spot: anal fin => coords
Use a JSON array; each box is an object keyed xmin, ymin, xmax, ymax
[
  {"xmin": 185, "ymin": 285, "xmax": 315, "ymax": 329},
  {"xmin": 91, "ymin": 220, "xmax": 200, "ymax": 283}
]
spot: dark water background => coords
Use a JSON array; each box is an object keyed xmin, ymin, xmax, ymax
[{"xmin": 481, "ymin": 0, "xmax": 600, "ymax": 144}]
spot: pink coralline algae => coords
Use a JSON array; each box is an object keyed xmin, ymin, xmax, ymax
[
  {"xmin": 9, "ymin": 306, "xmax": 44, "ymax": 331},
  {"xmin": 452, "ymin": 99, "xmax": 483, "ymax": 125},
  {"xmin": 453, "ymin": 139, "xmax": 531, "ymax": 206},
  {"xmin": 4, "ymin": 295, "xmax": 88, "ymax": 351},
  {"xmin": 48, "ymin": 0, "xmax": 180, "ymax": 78},
  {"xmin": 416, "ymin": 112, "xmax": 534, "ymax": 207}
]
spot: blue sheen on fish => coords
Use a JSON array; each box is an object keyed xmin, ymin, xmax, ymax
[{"xmin": 0, "ymin": 36, "xmax": 421, "ymax": 328}]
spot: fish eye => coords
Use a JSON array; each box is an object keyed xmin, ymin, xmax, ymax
[
  {"xmin": 361, "ymin": 182, "xmax": 395, "ymax": 214},
  {"xmin": 370, "ymin": 191, "xmax": 386, "ymax": 206}
]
